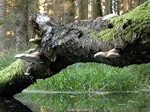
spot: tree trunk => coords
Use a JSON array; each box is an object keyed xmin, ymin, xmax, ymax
[
  {"xmin": 128, "ymin": 0, "xmax": 132, "ymax": 11},
  {"xmin": 53, "ymin": 0, "xmax": 63, "ymax": 23},
  {"xmin": 28, "ymin": 0, "xmax": 38, "ymax": 40},
  {"xmin": 15, "ymin": 0, "xmax": 29, "ymax": 52},
  {"xmin": 116, "ymin": 0, "xmax": 121, "ymax": 15},
  {"xmin": 91, "ymin": 0, "xmax": 103, "ymax": 19},
  {"xmin": 78, "ymin": 0, "xmax": 88, "ymax": 20},
  {"xmin": 103, "ymin": 0, "xmax": 112, "ymax": 15},
  {"xmin": 63, "ymin": 0, "xmax": 75, "ymax": 24},
  {"xmin": 39, "ymin": 0, "xmax": 47, "ymax": 14},
  {"xmin": 123, "ymin": 0, "xmax": 129, "ymax": 13},
  {"xmin": 112, "ymin": 0, "xmax": 117, "ymax": 14},
  {"xmin": 1, "ymin": 1, "xmax": 150, "ymax": 97},
  {"xmin": 0, "ymin": 0, "xmax": 6, "ymax": 53}
]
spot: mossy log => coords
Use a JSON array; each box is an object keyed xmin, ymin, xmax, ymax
[{"xmin": 1, "ymin": 1, "xmax": 150, "ymax": 97}]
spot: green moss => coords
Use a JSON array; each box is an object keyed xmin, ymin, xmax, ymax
[
  {"xmin": 94, "ymin": 1, "xmax": 150, "ymax": 46},
  {"xmin": 90, "ymin": 31, "xmax": 98, "ymax": 39},
  {"xmin": 0, "ymin": 59, "xmax": 24, "ymax": 88},
  {"xmin": 97, "ymin": 29, "xmax": 115, "ymax": 43}
]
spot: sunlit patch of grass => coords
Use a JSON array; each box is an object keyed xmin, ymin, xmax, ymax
[
  {"xmin": 27, "ymin": 62, "xmax": 150, "ymax": 92},
  {"xmin": 0, "ymin": 53, "xmax": 16, "ymax": 70}
]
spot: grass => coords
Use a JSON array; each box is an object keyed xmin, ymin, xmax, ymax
[
  {"xmin": 27, "ymin": 62, "xmax": 150, "ymax": 92},
  {"xmin": 0, "ymin": 52, "xmax": 16, "ymax": 70}
]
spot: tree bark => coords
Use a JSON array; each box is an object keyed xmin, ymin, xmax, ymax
[
  {"xmin": 15, "ymin": 0, "xmax": 29, "ymax": 52},
  {"xmin": 78, "ymin": 0, "xmax": 88, "ymax": 20},
  {"xmin": 103, "ymin": 0, "xmax": 112, "ymax": 15},
  {"xmin": 123, "ymin": 0, "xmax": 129, "ymax": 13},
  {"xmin": 91, "ymin": 0, "xmax": 103, "ymax": 19},
  {"xmin": 28, "ymin": 0, "xmax": 38, "ymax": 39},
  {"xmin": 1, "ymin": 1, "xmax": 150, "ymax": 97},
  {"xmin": 63, "ymin": 0, "xmax": 75, "ymax": 24},
  {"xmin": 52, "ymin": 0, "xmax": 63, "ymax": 23},
  {"xmin": 0, "ymin": 0, "xmax": 6, "ymax": 52},
  {"xmin": 116, "ymin": 0, "xmax": 121, "ymax": 15}
]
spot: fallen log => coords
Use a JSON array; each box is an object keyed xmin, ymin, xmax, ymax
[{"xmin": 1, "ymin": 1, "xmax": 150, "ymax": 97}]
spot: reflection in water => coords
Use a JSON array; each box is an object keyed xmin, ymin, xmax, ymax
[
  {"xmin": 15, "ymin": 91, "xmax": 150, "ymax": 112},
  {"xmin": 0, "ymin": 97, "xmax": 32, "ymax": 112}
]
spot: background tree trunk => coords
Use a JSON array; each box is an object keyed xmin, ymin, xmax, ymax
[
  {"xmin": 39, "ymin": 0, "xmax": 46, "ymax": 14},
  {"xmin": 15, "ymin": 0, "xmax": 29, "ymax": 52},
  {"xmin": 123, "ymin": 0, "xmax": 129, "ymax": 13},
  {"xmin": 116, "ymin": 0, "xmax": 121, "ymax": 15},
  {"xmin": 53, "ymin": 0, "xmax": 63, "ymax": 23},
  {"xmin": 0, "ymin": 0, "xmax": 6, "ymax": 53},
  {"xmin": 103, "ymin": 0, "xmax": 112, "ymax": 15},
  {"xmin": 78, "ymin": 0, "xmax": 88, "ymax": 20},
  {"xmin": 28, "ymin": 0, "xmax": 38, "ymax": 40},
  {"xmin": 91, "ymin": 0, "xmax": 103, "ymax": 19},
  {"xmin": 63, "ymin": 0, "xmax": 75, "ymax": 24},
  {"xmin": 112, "ymin": 0, "xmax": 117, "ymax": 14}
]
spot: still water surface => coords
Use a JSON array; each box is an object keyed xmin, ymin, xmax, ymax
[
  {"xmin": 1, "ymin": 91, "xmax": 150, "ymax": 112},
  {"xmin": 15, "ymin": 91, "xmax": 150, "ymax": 112}
]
